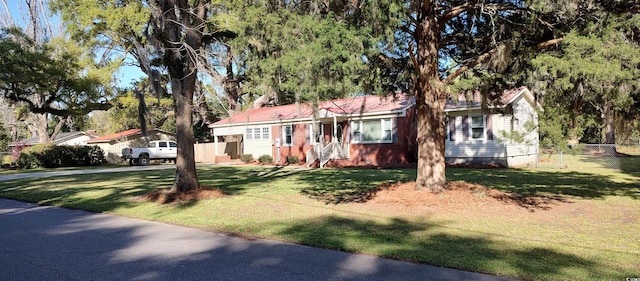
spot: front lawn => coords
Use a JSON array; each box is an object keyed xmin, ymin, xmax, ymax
[{"xmin": 0, "ymin": 162, "xmax": 638, "ymax": 281}]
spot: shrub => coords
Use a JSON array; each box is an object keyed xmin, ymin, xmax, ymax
[
  {"xmin": 286, "ymin": 156, "xmax": 299, "ymax": 164},
  {"xmin": 17, "ymin": 144, "xmax": 52, "ymax": 169},
  {"xmin": 240, "ymin": 154, "xmax": 253, "ymax": 163},
  {"xmin": 2, "ymin": 155, "xmax": 12, "ymax": 165},
  {"xmin": 85, "ymin": 145, "xmax": 106, "ymax": 165},
  {"xmin": 17, "ymin": 144, "xmax": 106, "ymax": 169},
  {"xmin": 258, "ymin": 154, "xmax": 273, "ymax": 164}
]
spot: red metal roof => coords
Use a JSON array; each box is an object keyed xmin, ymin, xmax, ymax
[
  {"xmin": 212, "ymin": 94, "xmax": 414, "ymax": 127},
  {"xmin": 212, "ymin": 87, "xmax": 532, "ymax": 127},
  {"xmin": 445, "ymin": 87, "xmax": 530, "ymax": 110}
]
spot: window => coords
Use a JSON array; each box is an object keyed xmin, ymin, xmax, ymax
[
  {"xmin": 148, "ymin": 142, "xmax": 157, "ymax": 148},
  {"xmin": 311, "ymin": 124, "xmax": 324, "ymax": 143},
  {"xmin": 351, "ymin": 118, "xmax": 393, "ymax": 143},
  {"xmin": 169, "ymin": 142, "xmax": 177, "ymax": 148},
  {"xmin": 245, "ymin": 127, "xmax": 269, "ymax": 140},
  {"xmin": 445, "ymin": 118, "xmax": 449, "ymax": 140},
  {"xmin": 471, "ymin": 116, "xmax": 485, "ymax": 139},
  {"xmin": 352, "ymin": 122, "xmax": 361, "ymax": 141},
  {"xmin": 382, "ymin": 119, "xmax": 392, "ymax": 141},
  {"xmin": 283, "ymin": 125, "xmax": 293, "ymax": 146},
  {"xmin": 159, "ymin": 142, "xmax": 168, "ymax": 148}
]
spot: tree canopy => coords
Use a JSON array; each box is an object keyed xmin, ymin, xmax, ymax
[
  {"xmin": 532, "ymin": 13, "xmax": 640, "ymax": 145},
  {"xmin": 0, "ymin": 27, "xmax": 114, "ymax": 140}
]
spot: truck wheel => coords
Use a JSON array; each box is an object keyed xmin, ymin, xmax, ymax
[{"xmin": 139, "ymin": 155, "xmax": 150, "ymax": 166}]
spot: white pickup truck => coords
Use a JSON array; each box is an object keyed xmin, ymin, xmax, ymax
[{"xmin": 121, "ymin": 140, "xmax": 177, "ymax": 166}]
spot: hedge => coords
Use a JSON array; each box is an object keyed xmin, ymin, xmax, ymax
[{"xmin": 17, "ymin": 144, "xmax": 106, "ymax": 169}]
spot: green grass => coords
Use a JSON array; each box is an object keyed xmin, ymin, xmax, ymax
[
  {"xmin": 1, "ymin": 163, "xmax": 639, "ymax": 281},
  {"xmin": 0, "ymin": 163, "xmax": 127, "ymax": 175}
]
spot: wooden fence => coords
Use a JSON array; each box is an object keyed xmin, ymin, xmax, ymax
[{"xmin": 194, "ymin": 143, "xmax": 216, "ymax": 163}]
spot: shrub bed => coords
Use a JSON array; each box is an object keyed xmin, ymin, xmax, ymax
[
  {"xmin": 17, "ymin": 145, "xmax": 105, "ymax": 169},
  {"xmin": 240, "ymin": 154, "xmax": 253, "ymax": 163},
  {"xmin": 258, "ymin": 154, "xmax": 273, "ymax": 164}
]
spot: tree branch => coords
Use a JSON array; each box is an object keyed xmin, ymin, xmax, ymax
[
  {"xmin": 535, "ymin": 37, "xmax": 564, "ymax": 50},
  {"xmin": 438, "ymin": 3, "xmax": 529, "ymax": 31},
  {"xmin": 443, "ymin": 48, "xmax": 498, "ymax": 84}
]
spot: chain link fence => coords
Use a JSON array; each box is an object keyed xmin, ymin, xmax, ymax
[{"xmin": 537, "ymin": 144, "xmax": 627, "ymax": 171}]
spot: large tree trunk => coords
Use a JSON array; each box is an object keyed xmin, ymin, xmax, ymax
[
  {"xmin": 34, "ymin": 114, "xmax": 49, "ymax": 144},
  {"xmin": 602, "ymin": 99, "xmax": 616, "ymax": 145},
  {"xmin": 171, "ymin": 78, "xmax": 200, "ymax": 192},
  {"xmin": 153, "ymin": 0, "xmax": 204, "ymax": 192},
  {"xmin": 415, "ymin": 1, "xmax": 447, "ymax": 192}
]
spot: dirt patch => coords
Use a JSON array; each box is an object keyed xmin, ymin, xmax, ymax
[
  {"xmin": 360, "ymin": 181, "xmax": 569, "ymax": 213},
  {"xmin": 139, "ymin": 186, "xmax": 227, "ymax": 204}
]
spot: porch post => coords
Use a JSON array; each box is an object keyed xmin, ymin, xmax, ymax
[
  {"xmin": 333, "ymin": 116, "xmax": 337, "ymax": 143},
  {"xmin": 213, "ymin": 133, "xmax": 218, "ymax": 164}
]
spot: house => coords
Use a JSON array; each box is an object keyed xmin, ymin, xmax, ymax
[
  {"xmin": 86, "ymin": 128, "xmax": 175, "ymax": 163},
  {"xmin": 445, "ymin": 87, "xmax": 540, "ymax": 167},
  {"xmin": 9, "ymin": 131, "xmax": 99, "ymax": 148},
  {"xmin": 209, "ymin": 87, "xmax": 540, "ymax": 168}
]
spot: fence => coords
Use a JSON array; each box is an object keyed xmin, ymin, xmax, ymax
[
  {"xmin": 537, "ymin": 144, "xmax": 624, "ymax": 171},
  {"xmin": 194, "ymin": 142, "xmax": 217, "ymax": 163}
]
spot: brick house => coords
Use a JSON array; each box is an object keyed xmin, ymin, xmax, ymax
[{"xmin": 209, "ymin": 87, "xmax": 539, "ymax": 168}]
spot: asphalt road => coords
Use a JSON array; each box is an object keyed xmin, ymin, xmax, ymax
[{"xmin": 0, "ymin": 198, "xmax": 516, "ymax": 281}]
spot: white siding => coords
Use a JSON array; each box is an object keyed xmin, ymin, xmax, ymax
[
  {"xmin": 214, "ymin": 126, "xmax": 247, "ymax": 136},
  {"xmin": 445, "ymin": 112, "xmax": 505, "ymax": 159},
  {"xmin": 58, "ymin": 135, "xmax": 92, "ymax": 146},
  {"xmin": 505, "ymin": 144, "xmax": 537, "ymax": 167},
  {"xmin": 444, "ymin": 93, "xmax": 539, "ymax": 167},
  {"xmin": 512, "ymin": 95, "xmax": 539, "ymax": 146},
  {"xmin": 244, "ymin": 139, "xmax": 272, "ymax": 158}
]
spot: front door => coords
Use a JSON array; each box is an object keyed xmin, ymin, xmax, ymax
[{"xmin": 323, "ymin": 123, "xmax": 332, "ymax": 144}]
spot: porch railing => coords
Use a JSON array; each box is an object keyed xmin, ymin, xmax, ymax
[
  {"xmin": 305, "ymin": 142, "xmax": 349, "ymax": 168},
  {"xmin": 306, "ymin": 144, "xmax": 321, "ymax": 167}
]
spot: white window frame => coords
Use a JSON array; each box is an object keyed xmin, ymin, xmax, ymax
[
  {"xmin": 282, "ymin": 124, "xmax": 293, "ymax": 146},
  {"xmin": 471, "ymin": 115, "xmax": 485, "ymax": 140},
  {"xmin": 351, "ymin": 118, "xmax": 393, "ymax": 144},
  {"xmin": 308, "ymin": 123, "xmax": 323, "ymax": 144},
  {"xmin": 245, "ymin": 127, "xmax": 270, "ymax": 140},
  {"xmin": 445, "ymin": 117, "xmax": 449, "ymax": 141}
]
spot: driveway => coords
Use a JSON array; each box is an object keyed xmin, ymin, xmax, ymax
[{"xmin": 0, "ymin": 199, "xmax": 516, "ymax": 281}]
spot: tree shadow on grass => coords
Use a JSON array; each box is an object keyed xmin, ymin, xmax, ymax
[
  {"xmin": 267, "ymin": 215, "xmax": 629, "ymax": 281},
  {"xmin": 294, "ymin": 166, "xmax": 639, "ymax": 209},
  {"xmin": 294, "ymin": 168, "xmax": 415, "ymax": 204},
  {"xmin": 0, "ymin": 166, "xmax": 308, "ymax": 211},
  {"xmin": 198, "ymin": 166, "xmax": 305, "ymax": 195},
  {"xmin": 447, "ymin": 168, "xmax": 640, "ymax": 200}
]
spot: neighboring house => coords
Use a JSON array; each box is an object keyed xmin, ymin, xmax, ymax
[
  {"xmin": 9, "ymin": 131, "xmax": 99, "ymax": 148},
  {"xmin": 209, "ymin": 87, "xmax": 540, "ymax": 168},
  {"xmin": 86, "ymin": 129, "xmax": 175, "ymax": 163}
]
